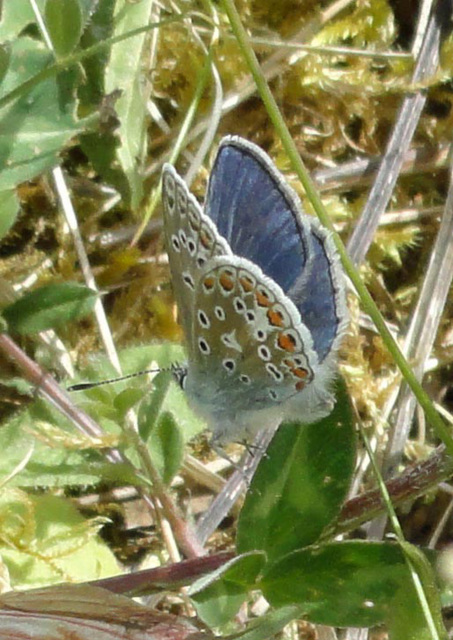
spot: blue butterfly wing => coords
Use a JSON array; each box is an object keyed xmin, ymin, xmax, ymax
[
  {"xmin": 288, "ymin": 224, "xmax": 346, "ymax": 362},
  {"xmin": 205, "ymin": 136, "xmax": 347, "ymax": 364},
  {"xmin": 205, "ymin": 137, "xmax": 311, "ymax": 295}
]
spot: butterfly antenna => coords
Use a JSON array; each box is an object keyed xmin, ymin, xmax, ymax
[{"xmin": 67, "ymin": 367, "xmax": 169, "ymax": 392}]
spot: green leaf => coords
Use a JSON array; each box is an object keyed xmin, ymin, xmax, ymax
[
  {"xmin": 0, "ymin": 188, "xmax": 19, "ymax": 239},
  {"xmin": 0, "ymin": 492, "xmax": 118, "ymax": 589},
  {"xmin": 388, "ymin": 542, "xmax": 447, "ymax": 640},
  {"xmin": 0, "ymin": 43, "xmax": 11, "ymax": 84},
  {"xmin": 260, "ymin": 540, "xmax": 440, "ymax": 629},
  {"xmin": 189, "ymin": 552, "xmax": 265, "ymax": 628},
  {"xmin": 137, "ymin": 371, "xmax": 172, "ymax": 442},
  {"xmin": 0, "ymin": 0, "xmax": 46, "ymax": 40},
  {"xmin": 113, "ymin": 387, "xmax": 147, "ymax": 419},
  {"xmin": 3, "ymin": 282, "xmax": 97, "ymax": 334},
  {"xmin": 147, "ymin": 412, "xmax": 184, "ymax": 485},
  {"xmin": 104, "ymin": 0, "xmax": 155, "ymax": 208},
  {"xmin": 237, "ymin": 381, "xmax": 355, "ymax": 562},
  {"xmin": 0, "ymin": 37, "xmax": 92, "ymax": 191},
  {"xmin": 45, "ymin": 0, "xmax": 83, "ymax": 57}
]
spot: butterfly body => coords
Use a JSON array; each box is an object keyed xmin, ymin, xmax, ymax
[{"xmin": 162, "ymin": 137, "xmax": 348, "ymax": 445}]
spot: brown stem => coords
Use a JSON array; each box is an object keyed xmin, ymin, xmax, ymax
[
  {"xmin": 337, "ymin": 445, "xmax": 453, "ymax": 533},
  {"xmin": 89, "ymin": 551, "xmax": 235, "ymax": 596}
]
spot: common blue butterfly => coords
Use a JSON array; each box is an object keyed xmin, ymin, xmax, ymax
[{"xmin": 162, "ymin": 137, "xmax": 348, "ymax": 445}]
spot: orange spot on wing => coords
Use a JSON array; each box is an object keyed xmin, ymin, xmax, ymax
[
  {"xmin": 255, "ymin": 288, "xmax": 271, "ymax": 307},
  {"xmin": 295, "ymin": 380, "xmax": 306, "ymax": 391},
  {"xmin": 277, "ymin": 332, "xmax": 297, "ymax": 352},
  {"xmin": 203, "ymin": 276, "xmax": 215, "ymax": 290},
  {"xmin": 239, "ymin": 275, "xmax": 254, "ymax": 292},
  {"xmin": 199, "ymin": 228, "xmax": 213, "ymax": 249},
  {"xmin": 219, "ymin": 272, "xmax": 235, "ymax": 291},
  {"xmin": 267, "ymin": 308, "xmax": 285, "ymax": 327},
  {"xmin": 283, "ymin": 357, "xmax": 308, "ymax": 379}
]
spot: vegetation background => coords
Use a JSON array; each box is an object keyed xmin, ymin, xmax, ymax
[{"xmin": 1, "ymin": 0, "xmax": 453, "ymax": 638}]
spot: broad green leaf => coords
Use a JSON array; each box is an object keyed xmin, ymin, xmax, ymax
[
  {"xmin": 388, "ymin": 541, "xmax": 447, "ymax": 640},
  {"xmin": 260, "ymin": 540, "xmax": 440, "ymax": 629},
  {"xmin": 78, "ymin": 0, "xmax": 116, "ymax": 110},
  {"xmin": 3, "ymin": 282, "xmax": 97, "ymax": 334},
  {"xmin": 137, "ymin": 371, "xmax": 172, "ymax": 442},
  {"xmin": 45, "ymin": 0, "xmax": 83, "ymax": 57},
  {"xmin": 0, "ymin": 188, "xmax": 19, "ymax": 239},
  {"xmin": 0, "ymin": 43, "xmax": 11, "ymax": 84},
  {"xmin": 0, "ymin": 37, "xmax": 92, "ymax": 191},
  {"xmin": 0, "ymin": 0, "xmax": 94, "ymax": 42},
  {"xmin": 189, "ymin": 552, "xmax": 265, "ymax": 628},
  {"xmin": 237, "ymin": 381, "xmax": 355, "ymax": 562},
  {"xmin": 147, "ymin": 411, "xmax": 184, "ymax": 485},
  {"xmin": 0, "ymin": 0, "xmax": 46, "ymax": 40},
  {"xmin": 0, "ymin": 491, "xmax": 118, "ymax": 589},
  {"xmin": 104, "ymin": 0, "xmax": 155, "ymax": 208},
  {"xmin": 113, "ymin": 387, "xmax": 147, "ymax": 419}
]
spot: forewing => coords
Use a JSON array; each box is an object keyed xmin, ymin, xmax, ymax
[
  {"xmin": 205, "ymin": 136, "xmax": 313, "ymax": 296},
  {"xmin": 161, "ymin": 164, "xmax": 231, "ymax": 343}
]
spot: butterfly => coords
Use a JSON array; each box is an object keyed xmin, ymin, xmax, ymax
[{"xmin": 161, "ymin": 136, "xmax": 348, "ymax": 445}]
